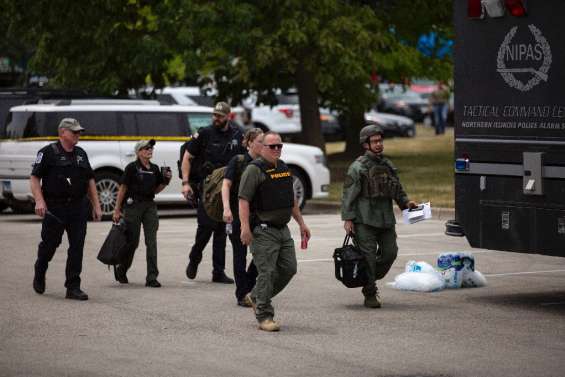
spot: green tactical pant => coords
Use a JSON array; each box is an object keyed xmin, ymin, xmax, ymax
[
  {"xmin": 122, "ymin": 201, "xmax": 160, "ymax": 282},
  {"xmin": 354, "ymin": 223, "xmax": 398, "ymax": 297},
  {"xmin": 249, "ymin": 225, "xmax": 297, "ymax": 322}
]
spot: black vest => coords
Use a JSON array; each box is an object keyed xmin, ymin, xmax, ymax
[
  {"xmin": 126, "ymin": 160, "xmax": 159, "ymax": 202},
  {"xmin": 42, "ymin": 143, "xmax": 90, "ymax": 202},
  {"xmin": 251, "ymin": 160, "xmax": 294, "ymax": 211}
]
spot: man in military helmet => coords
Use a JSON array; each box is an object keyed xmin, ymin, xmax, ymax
[
  {"xmin": 30, "ymin": 118, "xmax": 102, "ymax": 300},
  {"xmin": 341, "ymin": 122, "xmax": 416, "ymax": 308}
]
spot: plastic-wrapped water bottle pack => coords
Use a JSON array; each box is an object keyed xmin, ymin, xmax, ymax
[{"xmin": 389, "ymin": 252, "xmax": 487, "ymax": 292}]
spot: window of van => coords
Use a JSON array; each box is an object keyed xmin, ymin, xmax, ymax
[
  {"xmin": 187, "ymin": 112, "xmax": 210, "ymax": 133},
  {"xmin": 48, "ymin": 112, "xmax": 119, "ymax": 136},
  {"xmin": 121, "ymin": 112, "xmax": 188, "ymax": 137},
  {"xmin": 2, "ymin": 112, "xmax": 47, "ymax": 139}
]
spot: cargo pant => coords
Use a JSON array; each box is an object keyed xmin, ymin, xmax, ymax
[
  {"xmin": 34, "ymin": 198, "xmax": 89, "ymax": 289},
  {"xmin": 249, "ymin": 224, "xmax": 297, "ymax": 322},
  {"xmin": 354, "ymin": 223, "xmax": 398, "ymax": 297},
  {"xmin": 122, "ymin": 201, "xmax": 159, "ymax": 282}
]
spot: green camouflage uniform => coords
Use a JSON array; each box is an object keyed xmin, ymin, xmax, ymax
[{"xmin": 341, "ymin": 150, "xmax": 410, "ymax": 297}]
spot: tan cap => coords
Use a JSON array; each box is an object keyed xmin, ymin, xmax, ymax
[
  {"xmin": 212, "ymin": 102, "xmax": 231, "ymax": 117},
  {"xmin": 134, "ymin": 139, "xmax": 156, "ymax": 153},
  {"xmin": 58, "ymin": 118, "xmax": 85, "ymax": 132}
]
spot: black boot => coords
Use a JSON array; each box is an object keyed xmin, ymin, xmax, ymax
[
  {"xmin": 33, "ymin": 273, "xmax": 46, "ymax": 294},
  {"xmin": 212, "ymin": 272, "xmax": 234, "ymax": 284},
  {"xmin": 66, "ymin": 288, "xmax": 89, "ymax": 301},
  {"xmin": 114, "ymin": 265, "xmax": 128, "ymax": 284},
  {"xmin": 186, "ymin": 261, "xmax": 199, "ymax": 280}
]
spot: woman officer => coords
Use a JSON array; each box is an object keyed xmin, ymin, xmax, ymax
[
  {"xmin": 221, "ymin": 128, "xmax": 264, "ymax": 306},
  {"xmin": 112, "ymin": 139, "xmax": 172, "ymax": 287}
]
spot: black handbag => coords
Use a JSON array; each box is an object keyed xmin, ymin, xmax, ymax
[
  {"xmin": 333, "ymin": 234, "xmax": 369, "ymax": 288},
  {"xmin": 97, "ymin": 220, "xmax": 129, "ymax": 266}
]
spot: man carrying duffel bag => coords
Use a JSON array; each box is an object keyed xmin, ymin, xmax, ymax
[{"xmin": 341, "ymin": 123, "xmax": 416, "ymax": 308}]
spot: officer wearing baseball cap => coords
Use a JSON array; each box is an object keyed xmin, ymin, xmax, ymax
[
  {"xmin": 181, "ymin": 101, "xmax": 245, "ymax": 284},
  {"xmin": 30, "ymin": 118, "xmax": 102, "ymax": 300},
  {"xmin": 341, "ymin": 122, "xmax": 416, "ymax": 308},
  {"xmin": 113, "ymin": 139, "xmax": 171, "ymax": 287}
]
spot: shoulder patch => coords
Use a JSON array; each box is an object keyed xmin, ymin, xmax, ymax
[
  {"xmin": 343, "ymin": 175, "xmax": 354, "ymax": 188},
  {"xmin": 34, "ymin": 152, "xmax": 43, "ymax": 164}
]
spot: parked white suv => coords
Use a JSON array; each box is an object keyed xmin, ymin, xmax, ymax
[{"xmin": 0, "ymin": 103, "xmax": 330, "ymax": 218}]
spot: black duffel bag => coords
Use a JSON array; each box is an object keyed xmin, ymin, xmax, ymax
[
  {"xmin": 97, "ymin": 220, "xmax": 129, "ymax": 266},
  {"xmin": 333, "ymin": 234, "xmax": 369, "ymax": 288}
]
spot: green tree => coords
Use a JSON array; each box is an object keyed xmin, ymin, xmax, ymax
[
  {"xmin": 181, "ymin": 0, "xmax": 452, "ymax": 153},
  {"xmin": 2, "ymin": 0, "xmax": 185, "ymax": 93}
]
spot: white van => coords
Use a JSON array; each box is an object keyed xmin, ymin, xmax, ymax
[{"xmin": 0, "ymin": 103, "xmax": 330, "ymax": 217}]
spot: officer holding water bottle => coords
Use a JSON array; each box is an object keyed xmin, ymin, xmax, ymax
[
  {"xmin": 238, "ymin": 131, "xmax": 311, "ymax": 332},
  {"xmin": 112, "ymin": 139, "xmax": 171, "ymax": 287},
  {"xmin": 341, "ymin": 123, "xmax": 416, "ymax": 308}
]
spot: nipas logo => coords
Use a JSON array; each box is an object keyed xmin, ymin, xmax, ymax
[{"xmin": 496, "ymin": 25, "xmax": 552, "ymax": 92}]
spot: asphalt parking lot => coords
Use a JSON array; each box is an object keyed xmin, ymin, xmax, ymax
[{"xmin": 1, "ymin": 207, "xmax": 564, "ymax": 377}]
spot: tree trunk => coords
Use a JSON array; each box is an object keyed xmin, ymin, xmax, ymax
[
  {"xmin": 295, "ymin": 63, "xmax": 325, "ymax": 153},
  {"xmin": 343, "ymin": 102, "xmax": 366, "ymax": 156}
]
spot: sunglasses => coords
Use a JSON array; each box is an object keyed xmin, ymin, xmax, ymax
[
  {"xmin": 142, "ymin": 146, "xmax": 154, "ymax": 151},
  {"xmin": 264, "ymin": 143, "xmax": 283, "ymax": 150}
]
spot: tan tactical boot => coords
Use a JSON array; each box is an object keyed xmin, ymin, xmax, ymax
[
  {"xmin": 364, "ymin": 294, "xmax": 382, "ymax": 308},
  {"xmin": 258, "ymin": 319, "xmax": 280, "ymax": 332}
]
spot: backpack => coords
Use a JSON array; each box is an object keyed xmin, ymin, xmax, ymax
[{"xmin": 202, "ymin": 155, "xmax": 246, "ymax": 222}]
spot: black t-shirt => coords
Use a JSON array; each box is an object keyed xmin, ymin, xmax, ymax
[
  {"xmin": 31, "ymin": 142, "xmax": 94, "ymax": 202},
  {"xmin": 121, "ymin": 160, "xmax": 164, "ymax": 202},
  {"xmin": 186, "ymin": 122, "xmax": 245, "ymax": 179},
  {"xmin": 224, "ymin": 153, "xmax": 253, "ymax": 215}
]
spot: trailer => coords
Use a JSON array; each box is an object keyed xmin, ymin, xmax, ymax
[{"xmin": 450, "ymin": 0, "xmax": 565, "ymax": 256}]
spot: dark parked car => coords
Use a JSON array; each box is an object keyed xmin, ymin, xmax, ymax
[{"xmin": 378, "ymin": 91, "xmax": 431, "ymax": 123}]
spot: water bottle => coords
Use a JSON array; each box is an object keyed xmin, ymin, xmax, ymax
[{"xmin": 225, "ymin": 223, "xmax": 233, "ymax": 235}]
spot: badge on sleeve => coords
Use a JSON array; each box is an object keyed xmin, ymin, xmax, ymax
[
  {"xmin": 34, "ymin": 152, "xmax": 43, "ymax": 165},
  {"xmin": 344, "ymin": 175, "xmax": 354, "ymax": 188}
]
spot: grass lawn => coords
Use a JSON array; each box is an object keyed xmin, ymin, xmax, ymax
[{"xmin": 321, "ymin": 124, "xmax": 455, "ymax": 208}]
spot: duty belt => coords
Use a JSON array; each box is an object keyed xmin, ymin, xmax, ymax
[
  {"xmin": 259, "ymin": 222, "xmax": 286, "ymax": 230},
  {"xmin": 46, "ymin": 197, "xmax": 84, "ymax": 206}
]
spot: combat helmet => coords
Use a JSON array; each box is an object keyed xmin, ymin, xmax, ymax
[{"xmin": 359, "ymin": 122, "xmax": 383, "ymax": 144}]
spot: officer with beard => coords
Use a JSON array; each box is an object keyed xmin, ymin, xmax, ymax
[
  {"xmin": 341, "ymin": 123, "xmax": 416, "ymax": 308},
  {"xmin": 181, "ymin": 102, "xmax": 245, "ymax": 283}
]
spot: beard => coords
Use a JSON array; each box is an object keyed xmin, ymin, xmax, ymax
[{"xmin": 213, "ymin": 118, "xmax": 227, "ymax": 129}]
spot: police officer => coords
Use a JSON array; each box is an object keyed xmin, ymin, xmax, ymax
[
  {"xmin": 30, "ymin": 118, "xmax": 102, "ymax": 300},
  {"xmin": 181, "ymin": 102, "xmax": 245, "ymax": 283},
  {"xmin": 341, "ymin": 123, "xmax": 416, "ymax": 308},
  {"xmin": 239, "ymin": 131, "xmax": 311, "ymax": 332},
  {"xmin": 221, "ymin": 128, "xmax": 263, "ymax": 307},
  {"xmin": 112, "ymin": 139, "xmax": 172, "ymax": 287}
]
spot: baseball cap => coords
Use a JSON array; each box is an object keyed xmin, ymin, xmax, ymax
[
  {"xmin": 134, "ymin": 139, "xmax": 156, "ymax": 153},
  {"xmin": 58, "ymin": 118, "xmax": 85, "ymax": 132},
  {"xmin": 212, "ymin": 102, "xmax": 231, "ymax": 117}
]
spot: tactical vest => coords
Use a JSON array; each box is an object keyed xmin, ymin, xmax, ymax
[
  {"xmin": 42, "ymin": 143, "xmax": 90, "ymax": 201},
  {"xmin": 357, "ymin": 155, "xmax": 402, "ymax": 199},
  {"xmin": 251, "ymin": 160, "xmax": 294, "ymax": 211},
  {"xmin": 127, "ymin": 161, "xmax": 158, "ymax": 202},
  {"xmin": 200, "ymin": 124, "xmax": 244, "ymax": 177}
]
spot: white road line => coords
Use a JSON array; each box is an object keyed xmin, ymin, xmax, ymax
[
  {"xmin": 485, "ymin": 269, "xmax": 565, "ymax": 277},
  {"xmin": 297, "ymin": 250, "xmax": 494, "ymax": 263}
]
